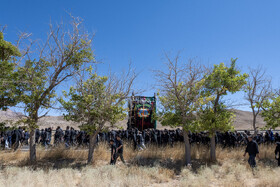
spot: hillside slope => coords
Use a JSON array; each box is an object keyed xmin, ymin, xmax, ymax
[{"xmin": 0, "ymin": 109, "xmax": 268, "ymax": 130}]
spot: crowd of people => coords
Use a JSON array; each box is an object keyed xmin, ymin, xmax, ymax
[
  {"xmin": 0, "ymin": 126, "xmax": 279, "ymax": 167},
  {"xmin": 1, "ymin": 126, "xmax": 280, "ymax": 149}
]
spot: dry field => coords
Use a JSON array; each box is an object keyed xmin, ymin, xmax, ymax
[{"xmin": 0, "ymin": 143, "xmax": 279, "ymax": 187}]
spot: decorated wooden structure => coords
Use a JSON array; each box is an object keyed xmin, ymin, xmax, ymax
[{"xmin": 127, "ymin": 93, "xmax": 157, "ymax": 130}]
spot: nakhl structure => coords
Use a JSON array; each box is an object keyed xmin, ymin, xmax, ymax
[{"xmin": 127, "ymin": 93, "xmax": 157, "ymax": 130}]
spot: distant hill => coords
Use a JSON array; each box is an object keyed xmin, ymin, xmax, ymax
[
  {"xmin": 0, "ymin": 109, "xmax": 24, "ymax": 119},
  {"xmin": 230, "ymin": 109, "xmax": 266, "ymax": 130},
  {"xmin": 0, "ymin": 109, "xmax": 270, "ymax": 130}
]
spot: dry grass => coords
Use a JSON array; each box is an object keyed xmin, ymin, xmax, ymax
[{"xmin": 0, "ymin": 143, "xmax": 279, "ymax": 187}]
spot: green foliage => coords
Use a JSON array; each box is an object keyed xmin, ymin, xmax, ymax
[
  {"xmin": 261, "ymin": 95, "xmax": 280, "ymax": 129},
  {"xmin": 203, "ymin": 59, "xmax": 248, "ymax": 97},
  {"xmin": 63, "ymin": 39, "xmax": 94, "ymax": 71},
  {"xmin": 0, "ymin": 32, "xmax": 22, "ymax": 110},
  {"xmin": 59, "ymin": 69, "xmax": 127, "ymax": 135},
  {"xmin": 200, "ymin": 59, "xmax": 248, "ymax": 134},
  {"xmin": 196, "ymin": 103, "xmax": 235, "ymax": 135},
  {"xmin": 0, "ymin": 32, "xmax": 21, "ymax": 61},
  {"xmin": 0, "ymin": 122, "xmax": 6, "ymax": 132},
  {"xmin": 18, "ymin": 60, "xmax": 54, "ymax": 110}
]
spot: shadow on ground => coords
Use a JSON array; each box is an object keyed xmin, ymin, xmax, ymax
[
  {"xmin": 128, "ymin": 155, "xmax": 212, "ymax": 174},
  {"xmin": 2, "ymin": 158, "xmax": 88, "ymax": 171}
]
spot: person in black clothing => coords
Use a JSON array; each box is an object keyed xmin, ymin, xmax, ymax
[
  {"xmin": 40, "ymin": 129, "xmax": 45, "ymax": 145},
  {"xmin": 47, "ymin": 127, "xmax": 52, "ymax": 146},
  {"xmin": 244, "ymin": 136, "xmax": 259, "ymax": 168},
  {"xmin": 44, "ymin": 128, "xmax": 50, "ymax": 148},
  {"xmin": 12, "ymin": 128, "xmax": 22, "ymax": 150},
  {"xmin": 6, "ymin": 128, "xmax": 12, "ymax": 149},
  {"xmin": 110, "ymin": 139, "xmax": 116, "ymax": 165},
  {"xmin": 23, "ymin": 130, "xmax": 29, "ymax": 145},
  {"xmin": 132, "ymin": 130, "xmax": 137, "ymax": 150},
  {"xmin": 115, "ymin": 135, "xmax": 125, "ymax": 164},
  {"xmin": 0, "ymin": 131, "xmax": 5, "ymax": 149},
  {"xmin": 54, "ymin": 126, "xmax": 62, "ymax": 145},
  {"xmin": 70, "ymin": 127, "xmax": 77, "ymax": 146},
  {"xmin": 275, "ymin": 142, "xmax": 280, "ymax": 166},
  {"xmin": 77, "ymin": 130, "xmax": 85, "ymax": 147},
  {"xmin": 64, "ymin": 126, "xmax": 70, "ymax": 148},
  {"xmin": 35, "ymin": 129, "xmax": 40, "ymax": 144}
]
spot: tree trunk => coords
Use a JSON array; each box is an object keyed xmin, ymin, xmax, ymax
[
  {"xmin": 87, "ymin": 131, "xmax": 98, "ymax": 164},
  {"xmin": 210, "ymin": 134, "xmax": 216, "ymax": 162},
  {"xmin": 29, "ymin": 130, "xmax": 36, "ymax": 163},
  {"xmin": 253, "ymin": 114, "xmax": 257, "ymax": 136},
  {"xmin": 210, "ymin": 94, "xmax": 219, "ymax": 162},
  {"xmin": 183, "ymin": 130, "xmax": 191, "ymax": 165}
]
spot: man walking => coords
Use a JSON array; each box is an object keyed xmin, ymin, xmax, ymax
[
  {"xmin": 110, "ymin": 139, "xmax": 116, "ymax": 165},
  {"xmin": 243, "ymin": 136, "xmax": 259, "ymax": 168},
  {"xmin": 275, "ymin": 142, "xmax": 280, "ymax": 166},
  {"xmin": 115, "ymin": 135, "xmax": 125, "ymax": 164}
]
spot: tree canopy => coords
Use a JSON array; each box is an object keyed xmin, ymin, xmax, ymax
[
  {"xmin": 261, "ymin": 94, "xmax": 280, "ymax": 129},
  {"xmin": 60, "ymin": 66, "xmax": 136, "ymax": 164},
  {"xmin": 0, "ymin": 32, "xmax": 21, "ymax": 110}
]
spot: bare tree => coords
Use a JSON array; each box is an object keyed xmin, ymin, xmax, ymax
[
  {"xmin": 245, "ymin": 66, "xmax": 272, "ymax": 135},
  {"xmin": 154, "ymin": 52, "xmax": 205, "ymax": 165}
]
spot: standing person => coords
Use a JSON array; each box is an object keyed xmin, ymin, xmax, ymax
[
  {"xmin": 64, "ymin": 126, "xmax": 71, "ymax": 148},
  {"xmin": 5, "ymin": 127, "xmax": 11, "ymax": 149},
  {"xmin": 44, "ymin": 128, "xmax": 50, "ymax": 148},
  {"xmin": 77, "ymin": 130, "xmax": 85, "ymax": 147},
  {"xmin": 35, "ymin": 129, "xmax": 40, "ymax": 144},
  {"xmin": 132, "ymin": 130, "xmax": 137, "ymax": 150},
  {"xmin": 24, "ymin": 130, "xmax": 30, "ymax": 145},
  {"xmin": 275, "ymin": 142, "xmax": 280, "ymax": 166},
  {"xmin": 54, "ymin": 127, "xmax": 61, "ymax": 145},
  {"xmin": 57, "ymin": 126, "xmax": 64, "ymax": 144},
  {"xmin": 44, "ymin": 128, "xmax": 52, "ymax": 148},
  {"xmin": 18, "ymin": 127, "xmax": 24, "ymax": 145},
  {"xmin": 269, "ymin": 129, "xmax": 275, "ymax": 144},
  {"xmin": 110, "ymin": 139, "xmax": 116, "ymax": 165},
  {"xmin": 243, "ymin": 136, "xmax": 259, "ymax": 168},
  {"xmin": 0, "ymin": 131, "xmax": 4, "ymax": 150},
  {"xmin": 40, "ymin": 129, "xmax": 45, "ymax": 145},
  {"xmin": 137, "ymin": 132, "xmax": 146, "ymax": 150},
  {"xmin": 48, "ymin": 127, "xmax": 52, "ymax": 145},
  {"xmin": 70, "ymin": 127, "xmax": 76, "ymax": 146},
  {"xmin": 115, "ymin": 135, "xmax": 125, "ymax": 164},
  {"xmin": 12, "ymin": 128, "xmax": 22, "ymax": 150}
]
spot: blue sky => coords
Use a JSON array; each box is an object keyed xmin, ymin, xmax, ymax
[{"xmin": 1, "ymin": 0, "xmax": 280, "ymax": 115}]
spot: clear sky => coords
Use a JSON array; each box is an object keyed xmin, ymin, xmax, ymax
[{"xmin": 1, "ymin": 0, "xmax": 280, "ymax": 115}]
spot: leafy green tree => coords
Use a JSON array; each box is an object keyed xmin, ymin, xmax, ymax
[
  {"xmin": 60, "ymin": 67, "xmax": 136, "ymax": 164},
  {"xmin": 261, "ymin": 94, "xmax": 280, "ymax": 129},
  {"xmin": 0, "ymin": 32, "xmax": 22, "ymax": 110},
  {"xmin": 17, "ymin": 17, "xmax": 95, "ymax": 162},
  {"xmin": 201, "ymin": 59, "xmax": 248, "ymax": 161},
  {"xmin": 196, "ymin": 101, "xmax": 235, "ymax": 142},
  {"xmin": 155, "ymin": 53, "xmax": 206, "ymax": 165}
]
